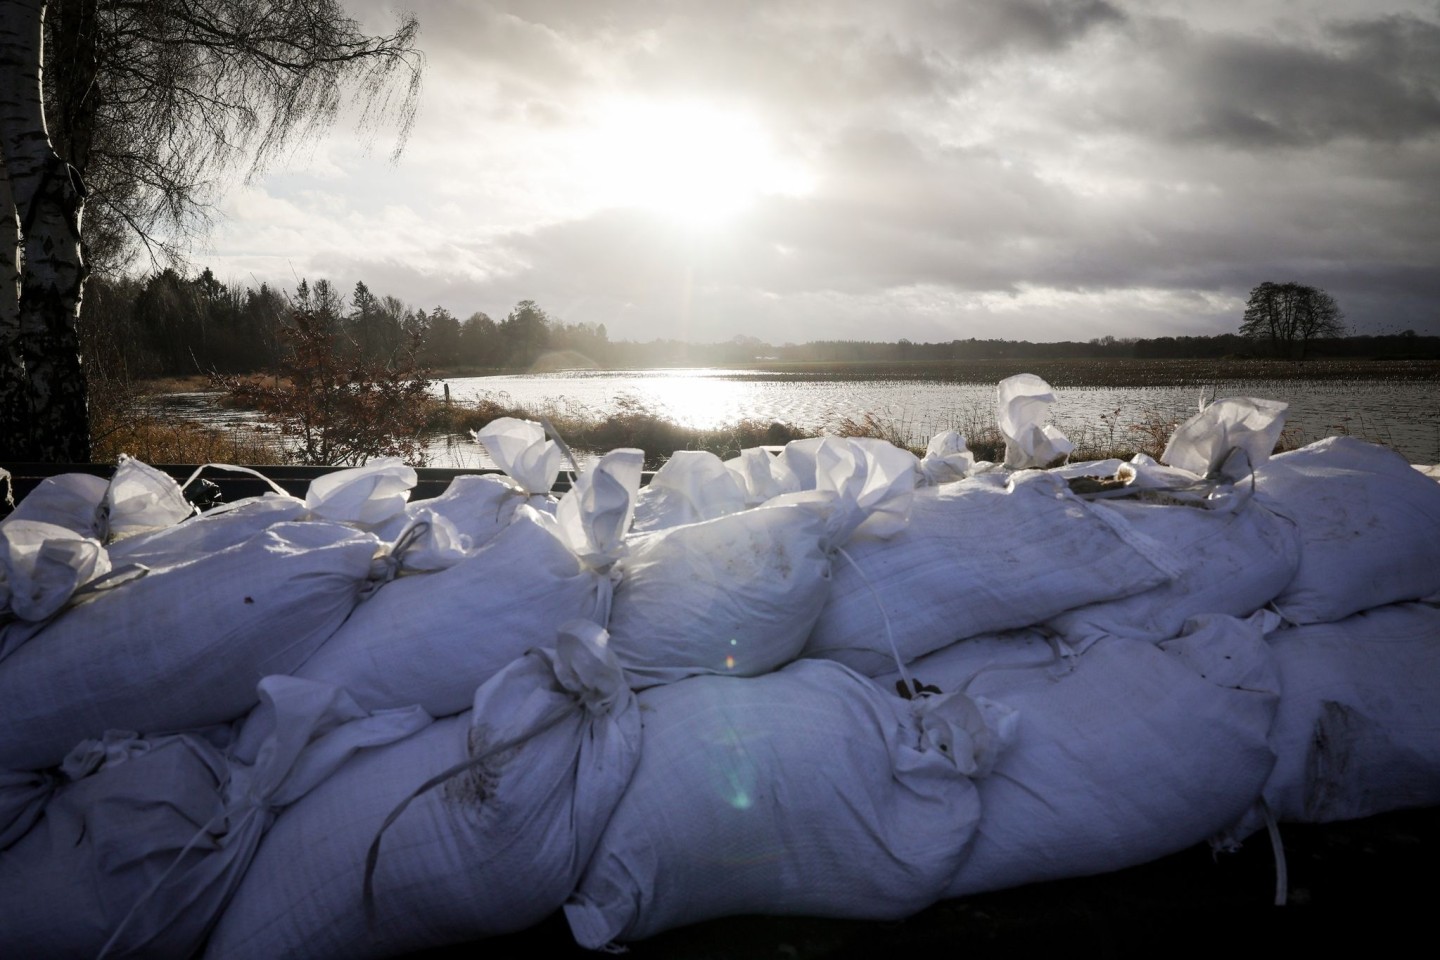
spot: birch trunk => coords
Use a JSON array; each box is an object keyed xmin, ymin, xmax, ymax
[
  {"xmin": 0, "ymin": 0, "xmax": 91, "ymax": 461},
  {"xmin": 0, "ymin": 154, "xmax": 27, "ymax": 452}
]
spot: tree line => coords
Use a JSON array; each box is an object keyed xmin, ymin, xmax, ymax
[
  {"xmin": 80, "ymin": 272, "xmax": 616, "ymax": 378},
  {"xmin": 80, "ymin": 270, "xmax": 1439, "ymax": 382}
]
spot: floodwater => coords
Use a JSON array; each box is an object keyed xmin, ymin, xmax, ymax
[
  {"xmin": 437, "ymin": 369, "xmax": 1440, "ymax": 464},
  {"xmin": 148, "ymin": 368, "xmax": 1440, "ymax": 466}
]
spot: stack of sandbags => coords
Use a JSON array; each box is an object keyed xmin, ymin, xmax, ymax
[
  {"xmin": 295, "ymin": 449, "xmax": 645, "ymax": 716},
  {"xmin": 206, "ymin": 622, "xmax": 641, "ymax": 960},
  {"xmin": 0, "ymin": 520, "xmax": 382, "ymax": 773}
]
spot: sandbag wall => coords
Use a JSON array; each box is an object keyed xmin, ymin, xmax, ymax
[{"xmin": 1, "ymin": 398, "xmax": 1439, "ymax": 958}]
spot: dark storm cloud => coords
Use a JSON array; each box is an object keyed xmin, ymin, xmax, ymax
[{"xmin": 1098, "ymin": 11, "xmax": 1440, "ymax": 147}]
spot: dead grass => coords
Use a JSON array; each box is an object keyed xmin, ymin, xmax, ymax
[{"xmin": 92, "ymin": 415, "xmax": 285, "ymax": 466}]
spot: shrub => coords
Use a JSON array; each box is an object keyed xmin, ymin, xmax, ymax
[{"xmin": 217, "ymin": 309, "xmax": 433, "ymax": 465}]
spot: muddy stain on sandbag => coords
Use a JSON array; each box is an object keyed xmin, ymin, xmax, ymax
[
  {"xmin": 444, "ymin": 725, "xmax": 518, "ymax": 807},
  {"xmin": 1305, "ymin": 700, "xmax": 1357, "ymax": 821}
]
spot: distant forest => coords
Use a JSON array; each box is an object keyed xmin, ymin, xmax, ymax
[{"xmin": 81, "ymin": 269, "xmax": 1440, "ymax": 381}]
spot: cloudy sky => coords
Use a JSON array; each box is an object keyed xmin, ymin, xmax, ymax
[{"xmin": 202, "ymin": 0, "xmax": 1440, "ymax": 345}]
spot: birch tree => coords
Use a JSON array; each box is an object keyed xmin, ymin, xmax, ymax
[
  {"xmin": 0, "ymin": 0, "xmax": 422, "ymax": 461},
  {"xmin": 0, "ymin": 0, "xmax": 90, "ymax": 460}
]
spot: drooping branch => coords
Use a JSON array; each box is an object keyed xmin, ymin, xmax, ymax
[{"xmin": 63, "ymin": 0, "xmax": 423, "ymax": 266}]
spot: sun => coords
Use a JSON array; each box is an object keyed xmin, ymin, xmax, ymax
[{"xmin": 581, "ymin": 98, "xmax": 812, "ymax": 228}]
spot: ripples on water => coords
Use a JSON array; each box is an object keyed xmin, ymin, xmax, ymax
[
  {"xmin": 442, "ymin": 370, "xmax": 1440, "ymax": 464},
  {"xmin": 145, "ymin": 370, "xmax": 1440, "ymax": 467}
]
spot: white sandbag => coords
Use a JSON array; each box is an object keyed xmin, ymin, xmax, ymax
[
  {"xmin": 305, "ymin": 457, "xmax": 416, "ymax": 527},
  {"xmin": 1162, "ymin": 396, "xmax": 1288, "ymax": 479},
  {"xmin": 296, "ymin": 506, "xmax": 608, "ymax": 716},
  {"xmin": 1255, "ymin": 436, "xmax": 1440, "ymax": 624},
  {"xmin": 631, "ymin": 450, "xmax": 747, "ymax": 533},
  {"xmin": 372, "ymin": 472, "xmax": 555, "ymax": 550},
  {"xmin": 919, "ymin": 430, "xmax": 976, "ymax": 484},
  {"xmin": 874, "ymin": 619, "xmax": 1279, "ymax": 898},
  {"xmin": 1, "ymin": 471, "xmax": 108, "ymax": 536},
  {"xmin": 998, "ymin": 373, "xmax": 1073, "ymax": 469},
  {"xmin": 0, "ymin": 521, "xmax": 381, "ymax": 771},
  {"xmin": 804, "ymin": 471, "xmax": 1174, "ymax": 676},
  {"xmin": 725, "ymin": 446, "xmax": 800, "ymax": 504},
  {"xmin": 473, "ymin": 417, "xmax": 564, "ymax": 494},
  {"xmin": 1046, "ymin": 495, "xmax": 1301, "ymax": 646},
  {"xmin": 608, "ymin": 439, "xmax": 913, "ymax": 687},
  {"xmin": 566, "ymin": 658, "xmax": 1006, "ymax": 948},
  {"xmin": 1231, "ymin": 603, "xmax": 1440, "ymax": 834},
  {"xmin": 100, "ymin": 455, "xmax": 195, "ymax": 541},
  {"xmin": 0, "ymin": 520, "xmax": 110, "ymax": 623},
  {"xmin": 0, "ymin": 678, "xmax": 429, "ymax": 959},
  {"xmin": 105, "ymin": 494, "xmax": 308, "ymax": 570},
  {"xmin": 606, "ymin": 501, "xmax": 831, "ymax": 686},
  {"xmin": 553, "ymin": 448, "xmax": 645, "ymax": 570},
  {"xmin": 208, "ymin": 622, "xmax": 642, "ymax": 960}
]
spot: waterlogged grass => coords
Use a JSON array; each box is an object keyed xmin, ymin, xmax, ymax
[
  {"xmin": 430, "ymin": 395, "xmax": 809, "ymax": 468},
  {"xmin": 92, "ymin": 410, "xmax": 285, "ymax": 465},
  {"xmin": 430, "ymin": 393, "xmax": 1209, "ymax": 467}
]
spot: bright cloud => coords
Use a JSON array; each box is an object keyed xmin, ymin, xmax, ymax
[{"xmin": 200, "ymin": 0, "xmax": 1440, "ymax": 340}]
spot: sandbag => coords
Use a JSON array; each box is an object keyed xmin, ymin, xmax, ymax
[
  {"xmin": 0, "ymin": 730, "xmax": 230, "ymax": 958},
  {"xmin": 566, "ymin": 658, "xmax": 1006, "ymax": 948},
  {"xmin": 99, "ymin": 456, "xmax": 195, "ymax": 541},
  {"xmin": 0, "ymin": 521, "xmax": 380, "ymax": 771},
  {"xmin": 631, "ymin": 450, "xmax": 747, "ymax": 533},
  {"xmin": 874, "ymin": 619, "xmax": 1279, "ymax": 897},
  {"xmin": 207, "ymin": 622, "xmax": 641, "ymax": 960},
  {"xmin": 0, "ymin": 520, "xmax": 110, "ymax": 625},
  {"xmin": 1, "ymin": 472, "xmax": 109, "ymax": 536},
  {"xmin": 1256, "ymin": 436, "xmax": 1440, "ymax": 624},
  {"xmin": 305, "ymin": 458, "xmax": 416, "ymax": 528},
  {"xmin": 1229, "ymin": 602, "xmax": 1440, "ymax": 835},
  {"xmin": 0, "ymin": 678, "xmax": 429, "ymax": 959},
  {"xmin": 804, "ymin": 471, "xmax": 1174, "ymax": 675},
  {"xmin": 296, "ymin": 506, "xmax": 607, "ymax": 716},
  {"xmin": 105, "ymin": 494, "xmax": 308, "ymax": 570},
  {"xmin": 998, "ymin": 373, "xmax": 1073, "ymax": 468},
  {"xmin": 1046, "ymin": 495, "xmax": 1301, "ymax": 646},
  {"xmin": 372, "ymin": 473, "xmax": 554, "ymax": 549},
  {"xmin": 608, "ymin": 438, "xmax": 915, "ymax": 687},
  {"xmin": 607, "ymin": 501, "xmax": 832, "ymax": 686}
]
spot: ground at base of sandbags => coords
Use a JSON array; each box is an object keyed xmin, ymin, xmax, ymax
[{"xmin": 397, "ymin": 805, "xmax": 1437, "ymax": 959}]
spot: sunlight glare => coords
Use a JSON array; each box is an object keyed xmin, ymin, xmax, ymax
[{"xmin": 582, "ymin": 99, "xmax": 812, "ymax": 228}]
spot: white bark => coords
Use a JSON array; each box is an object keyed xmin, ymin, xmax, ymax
[
  {"xmin": 0, "ymin": 0, "xmax": 91, "ymax": 460},
  {"xmin": 0, "ymin": 153, "xmax": 27, "ymax": 445}
]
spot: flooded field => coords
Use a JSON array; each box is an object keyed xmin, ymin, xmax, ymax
[
  {"xmin": 144, "ymin": 360, "xmax": 1440, "ymax": 465},
  {"xmin": 437, "ymin": 366, "xmax": 1440, "ymax": 464}
]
